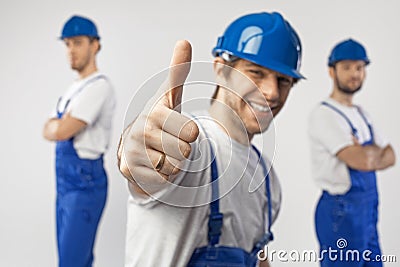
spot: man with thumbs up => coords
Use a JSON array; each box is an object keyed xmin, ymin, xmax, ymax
[{"xmin": 118, "ymin": 12, "xmax": 304, "ymax": 267}]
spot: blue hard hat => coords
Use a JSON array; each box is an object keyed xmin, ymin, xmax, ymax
[
  {"xmin": 212, "ymin": 12, "xmax": 304, "ymax": 79},
  {"xmin": 60, "ymin": 15, "xmax": 100, "ymax": 39},
  {"xmin": 328, "ymin": 39, "xmax": 370, "ymax": 66}
]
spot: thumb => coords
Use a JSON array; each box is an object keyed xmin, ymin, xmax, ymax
[{"xmin": 166, "ymin": 40, "xmax": 192, "ymax": 112}]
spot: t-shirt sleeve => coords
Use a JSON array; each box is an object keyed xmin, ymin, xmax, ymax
[
  {"xmin": 49, "ymin": 108, "xmax": 58, "ymax": 119},
  {"xmin": 69, "ymin": 79, "xmax": 111, "ymax": 124},
  {"xmin": 48, "ymin": 98, "xmax": 60, "ymax": 119},
  {"xmin": 372, "ymin": 125, "xmax": 390, "ymax": 148},
  {"xmin": 308, "ymin": 106, "xmax": 354, "ymax": 155},
  {"xmin": 359, "ymin": 108, "xmax": 390, "ymax": 148}
]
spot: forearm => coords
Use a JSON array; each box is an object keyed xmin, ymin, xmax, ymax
[
  {"xmin": 43, "ymin": 118, "xmax": 61, "ymax": 141},
  {"xmin": 338, "ymin": 144, "xmax": 395, "ymax": 171},
  {"xmin": 375, "ymin": 145, "xmax": 396, "ymax": 170},
  {"xmin": 43, "ymin": 113, "xmax": 86, "ymax": 141}
]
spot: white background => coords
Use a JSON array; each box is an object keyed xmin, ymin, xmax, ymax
[{"xmin": 1, "ymin": 0, "xmax": 399, "ymax": 266}]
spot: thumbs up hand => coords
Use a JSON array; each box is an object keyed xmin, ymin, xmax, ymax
[{"xmin": 118, "ymin": 40, "xmax": 200, "ymax": 194}]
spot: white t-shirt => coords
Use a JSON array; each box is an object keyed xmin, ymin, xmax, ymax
[
  {"xmin": 125, "ymin": 112, "xmax": 282, "ymax": 267},
  {"xmin": 308, "ymin": 97, "xmax": 389, "ymax": 194},
  {"xmin": 54, "ymin": 72, "xmax": 116, "ymax": 159}
]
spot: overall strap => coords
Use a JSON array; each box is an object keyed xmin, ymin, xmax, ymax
[
  {"xmin": 321, "ymin": 101, "xmax": 358, "ymax": 136},
  {"xmin": 251, "ymin": 145, "xmax": 274, "ymax": 255},
  {"xmin": 57, "ymin": 74, "xmax": 107, "ymax": 114},
  {"xmin": 208, "ymin": 142, "xmax": 223, "ymax": 246},
  {"xmin": 190, "ymin": 116, "xmax": 223, "ymax": 246},
  {"xmin": 191, "ymin": 115, "xmax": 274, "ymax": 249},
  {"xmin": 355, "ymin": 106, "xmax": 375, "ymax": 141}
]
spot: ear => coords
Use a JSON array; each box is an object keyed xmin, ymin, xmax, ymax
[
  {"xmin": 214, "ymin": 56, "xmax": 233, "ymax": 88},
  {"xmin": 213, "ymin": 57, "xmax": 225, "ymax": 77},
  {"xmin": 91, "ymin": 39, "xmax": 100, "ymax": 54},
  {"xmin": 328, "ymin": 66, "xmax": 335, "ymax": 79}
]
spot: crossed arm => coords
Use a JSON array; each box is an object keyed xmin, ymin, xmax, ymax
[
  {"xmin": 42, "ymin": 113, "xmax": 87, "ymax": 141},
  {"xmin": 337, "ymin": 143, "xmax": 395, "ymax": 171}
]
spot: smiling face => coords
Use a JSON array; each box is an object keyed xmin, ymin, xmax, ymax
[{"xmin": 213, "ymin": 58, "xmax": 294, "ymax": 137}]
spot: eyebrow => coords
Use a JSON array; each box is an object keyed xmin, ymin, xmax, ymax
[{"xmin": 244, "ymin": 62, "xmax": 261, "ymax": 68}]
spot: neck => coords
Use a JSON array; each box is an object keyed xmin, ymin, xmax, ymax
[
  {"xmin": 78, "ymin": 62, "xmax": 98, "ymax": 79},
  {"xmin": 208, "ymin": 100, "xmax": 252, "ymax": 146},
  {"xmin": 330, "ymin": 88, "xmax": 354, "ymax": 106}
]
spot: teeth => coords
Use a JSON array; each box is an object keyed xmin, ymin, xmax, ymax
[{"xmin": 250, "ymin": 102, "xmax": 269, "ymax": 112}]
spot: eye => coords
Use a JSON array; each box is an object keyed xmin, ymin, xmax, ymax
[
  {"xmin": 71, "ymin": 39, "xmax": 83, "ymax": 46},
  {"xmin": 278, "ymin": 77, "xmax": 293, "ymax": 88},
  {"xmin": 248, "ymin": 69, "xmax": 263, "ymax": 77}
]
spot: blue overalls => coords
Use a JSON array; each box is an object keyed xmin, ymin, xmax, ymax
[
  {"xmin": 315, "ymin": 101, "xmax": 382, "ymax": 267},
  {"xmin": 55, "ymin": 75, "xmax": 108, "ymax": 267},
  {"xmin": 187, "ymin": 121, "xmax": 274, "ymax": 267}
]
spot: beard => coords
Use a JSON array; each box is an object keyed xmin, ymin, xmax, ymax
[
  {"xmin": 71, "ymin": 60, "xmax": 87, "ymax": 72},
  {"xmin": 71, "ymin": 64, "xmax": 82, "ymax": 72},
  {"xmin": 335, "ymin": 75, "xmax": 363, "ymax": 95},
  {"xmin": 70, "ymin": 54, "xmax": 91, "ymax": 73}
]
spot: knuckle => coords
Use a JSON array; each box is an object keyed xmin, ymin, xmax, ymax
[
  {"xmin": 148, "ymin": 105, "xmax": 164, "ymax": 122},
  {"xmin": 120, "ymin": 148, "xmax": 143, "ymax": 172},
  {"xmin": 137, "ymin": 113, "xmax": 149, "ymax": 123},
  {"xmin": 119, "ymin": 160, "xmax": 132, "ymax": 179},
  {"xmin": 143, "ymin": 127, "xmax": 153, "ymax": 141},
  {"xmin": 130, "ymin": 127, "xmax": 145, "ymax": 142},
  {"xmin": 143, "ymin": 118, "xmax": 157, "ymax": 132},
  {"xmin": 143, "ymin": 128, "xmax": 159, "ymax": 146}
]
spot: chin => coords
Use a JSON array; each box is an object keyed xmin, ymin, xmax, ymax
[
  {"xmin": 259, "ymin": 124, "xmax": 271, "ymax": 133},
  {"xmin": 247, "ymin": 121, "xmax": 271, "ymax": 136}
]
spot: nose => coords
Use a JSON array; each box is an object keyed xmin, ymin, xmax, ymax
[
  {"xmin": 351, "ymin": 66, "xmax": 363, "ymax": 79},
  {"xmin": 259, "ymin": 76, "xmax": 279, "ymax": 103},
  {"xmin": 66, "ymin": 43, "xmax": 75, "ymax": 55}
]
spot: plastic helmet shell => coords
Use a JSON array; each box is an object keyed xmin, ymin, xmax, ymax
[
  {"xmin": 328, "ymin": 39, "xmax": 370, "ymax": 66},
  {"xmin": 212, "ymin": 12, "xmax": 304, "ymax": 79},
  {"xmin": 60, "ymin": 15, "xmax": 100, "ymax": 40}
]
